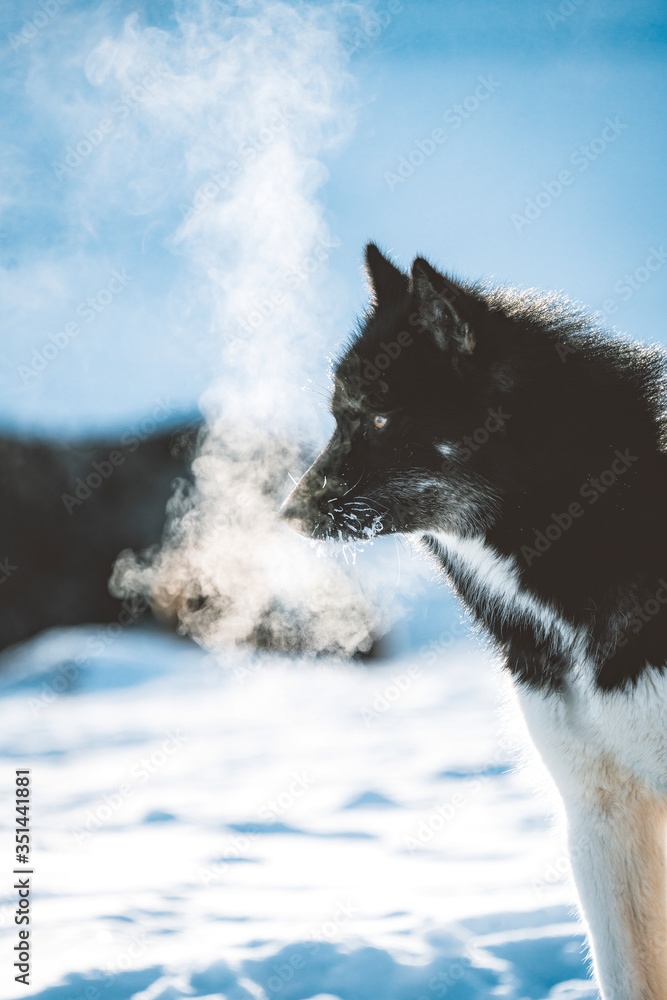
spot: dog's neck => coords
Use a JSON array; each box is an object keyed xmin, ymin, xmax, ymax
[{"xmin": 424, "ymin": 527, "xmax": 666, "ymax": 692}]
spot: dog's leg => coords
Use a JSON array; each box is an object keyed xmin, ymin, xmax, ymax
[
  {"xmin": 518, "ymin": 688, "xmax": 667, "ymax": 1000},
  {"xmin": 566, "ymin": 780, "xmax": 667, "ymax": 1000}
]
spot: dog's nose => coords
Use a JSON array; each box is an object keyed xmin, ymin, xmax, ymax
[{"xmin": 279, "ymin": 492, "xmax": 309, "ymax": 535}]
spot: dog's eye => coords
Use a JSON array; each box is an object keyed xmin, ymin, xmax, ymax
[{"xmin": 372, "ymin": 414, "xmax": 388, "ymax": 430}]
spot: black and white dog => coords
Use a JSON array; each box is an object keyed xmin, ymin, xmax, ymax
[{"xmin": 282, "ymin": 244, "xmax": 667, "ymax": 1000}]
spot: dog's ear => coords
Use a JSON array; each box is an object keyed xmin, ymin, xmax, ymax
[
  {"xmin": 365, "ymin": 243, "xmax": 409, "ymax": 307},
  {"xmin": 411, "ymin": 257, "xmax": 475, "ymax": 356}
]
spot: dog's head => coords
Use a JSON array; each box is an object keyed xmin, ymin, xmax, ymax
[{"xmin": 281, "ymin": 244, "xmax": 514, "ymax": 542}]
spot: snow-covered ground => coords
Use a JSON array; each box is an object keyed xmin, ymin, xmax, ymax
[{"xmin": 0, "ymin": 624, "xmax": 597, "ymax": 1000}]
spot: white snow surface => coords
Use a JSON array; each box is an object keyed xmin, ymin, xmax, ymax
[{"xmin": 0, "ymin": 626, "xmax": 598, "ymax": 1000}]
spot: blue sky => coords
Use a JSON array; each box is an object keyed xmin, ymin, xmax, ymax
[{"xmin": 1, "ymin": 0, "xmax": 666, "ymax": 436}]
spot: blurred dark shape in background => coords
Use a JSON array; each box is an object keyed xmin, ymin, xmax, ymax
[
  {"xmin": 0, "ymin": 418, "xmax": 201, "ymax": 653},
  {"xmin": 1, "ymin": 418, "xmax": 395, "ymax": 662}
]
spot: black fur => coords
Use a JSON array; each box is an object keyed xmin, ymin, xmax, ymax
[{"xmin": 282, "ymin": 244, "xmax": 667, "ymax": 692}]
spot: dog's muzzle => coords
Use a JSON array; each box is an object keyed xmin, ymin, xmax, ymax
[{"xmin": 279, "ymin": 489, "xmax": 312, "ymax": 536}]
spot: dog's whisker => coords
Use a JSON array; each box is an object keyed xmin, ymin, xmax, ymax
[{"xmin": 343, "ymin": 473, "xmax": 364, "ymax": 496}]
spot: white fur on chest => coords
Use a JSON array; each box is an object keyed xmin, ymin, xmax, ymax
[
  {"xmin": 430, "ymin": 531, "xmax": 580, "ymax": 654},
  {"xmin": 431, "ymin": 532, "xmax": 667, "ymax": 795}
]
